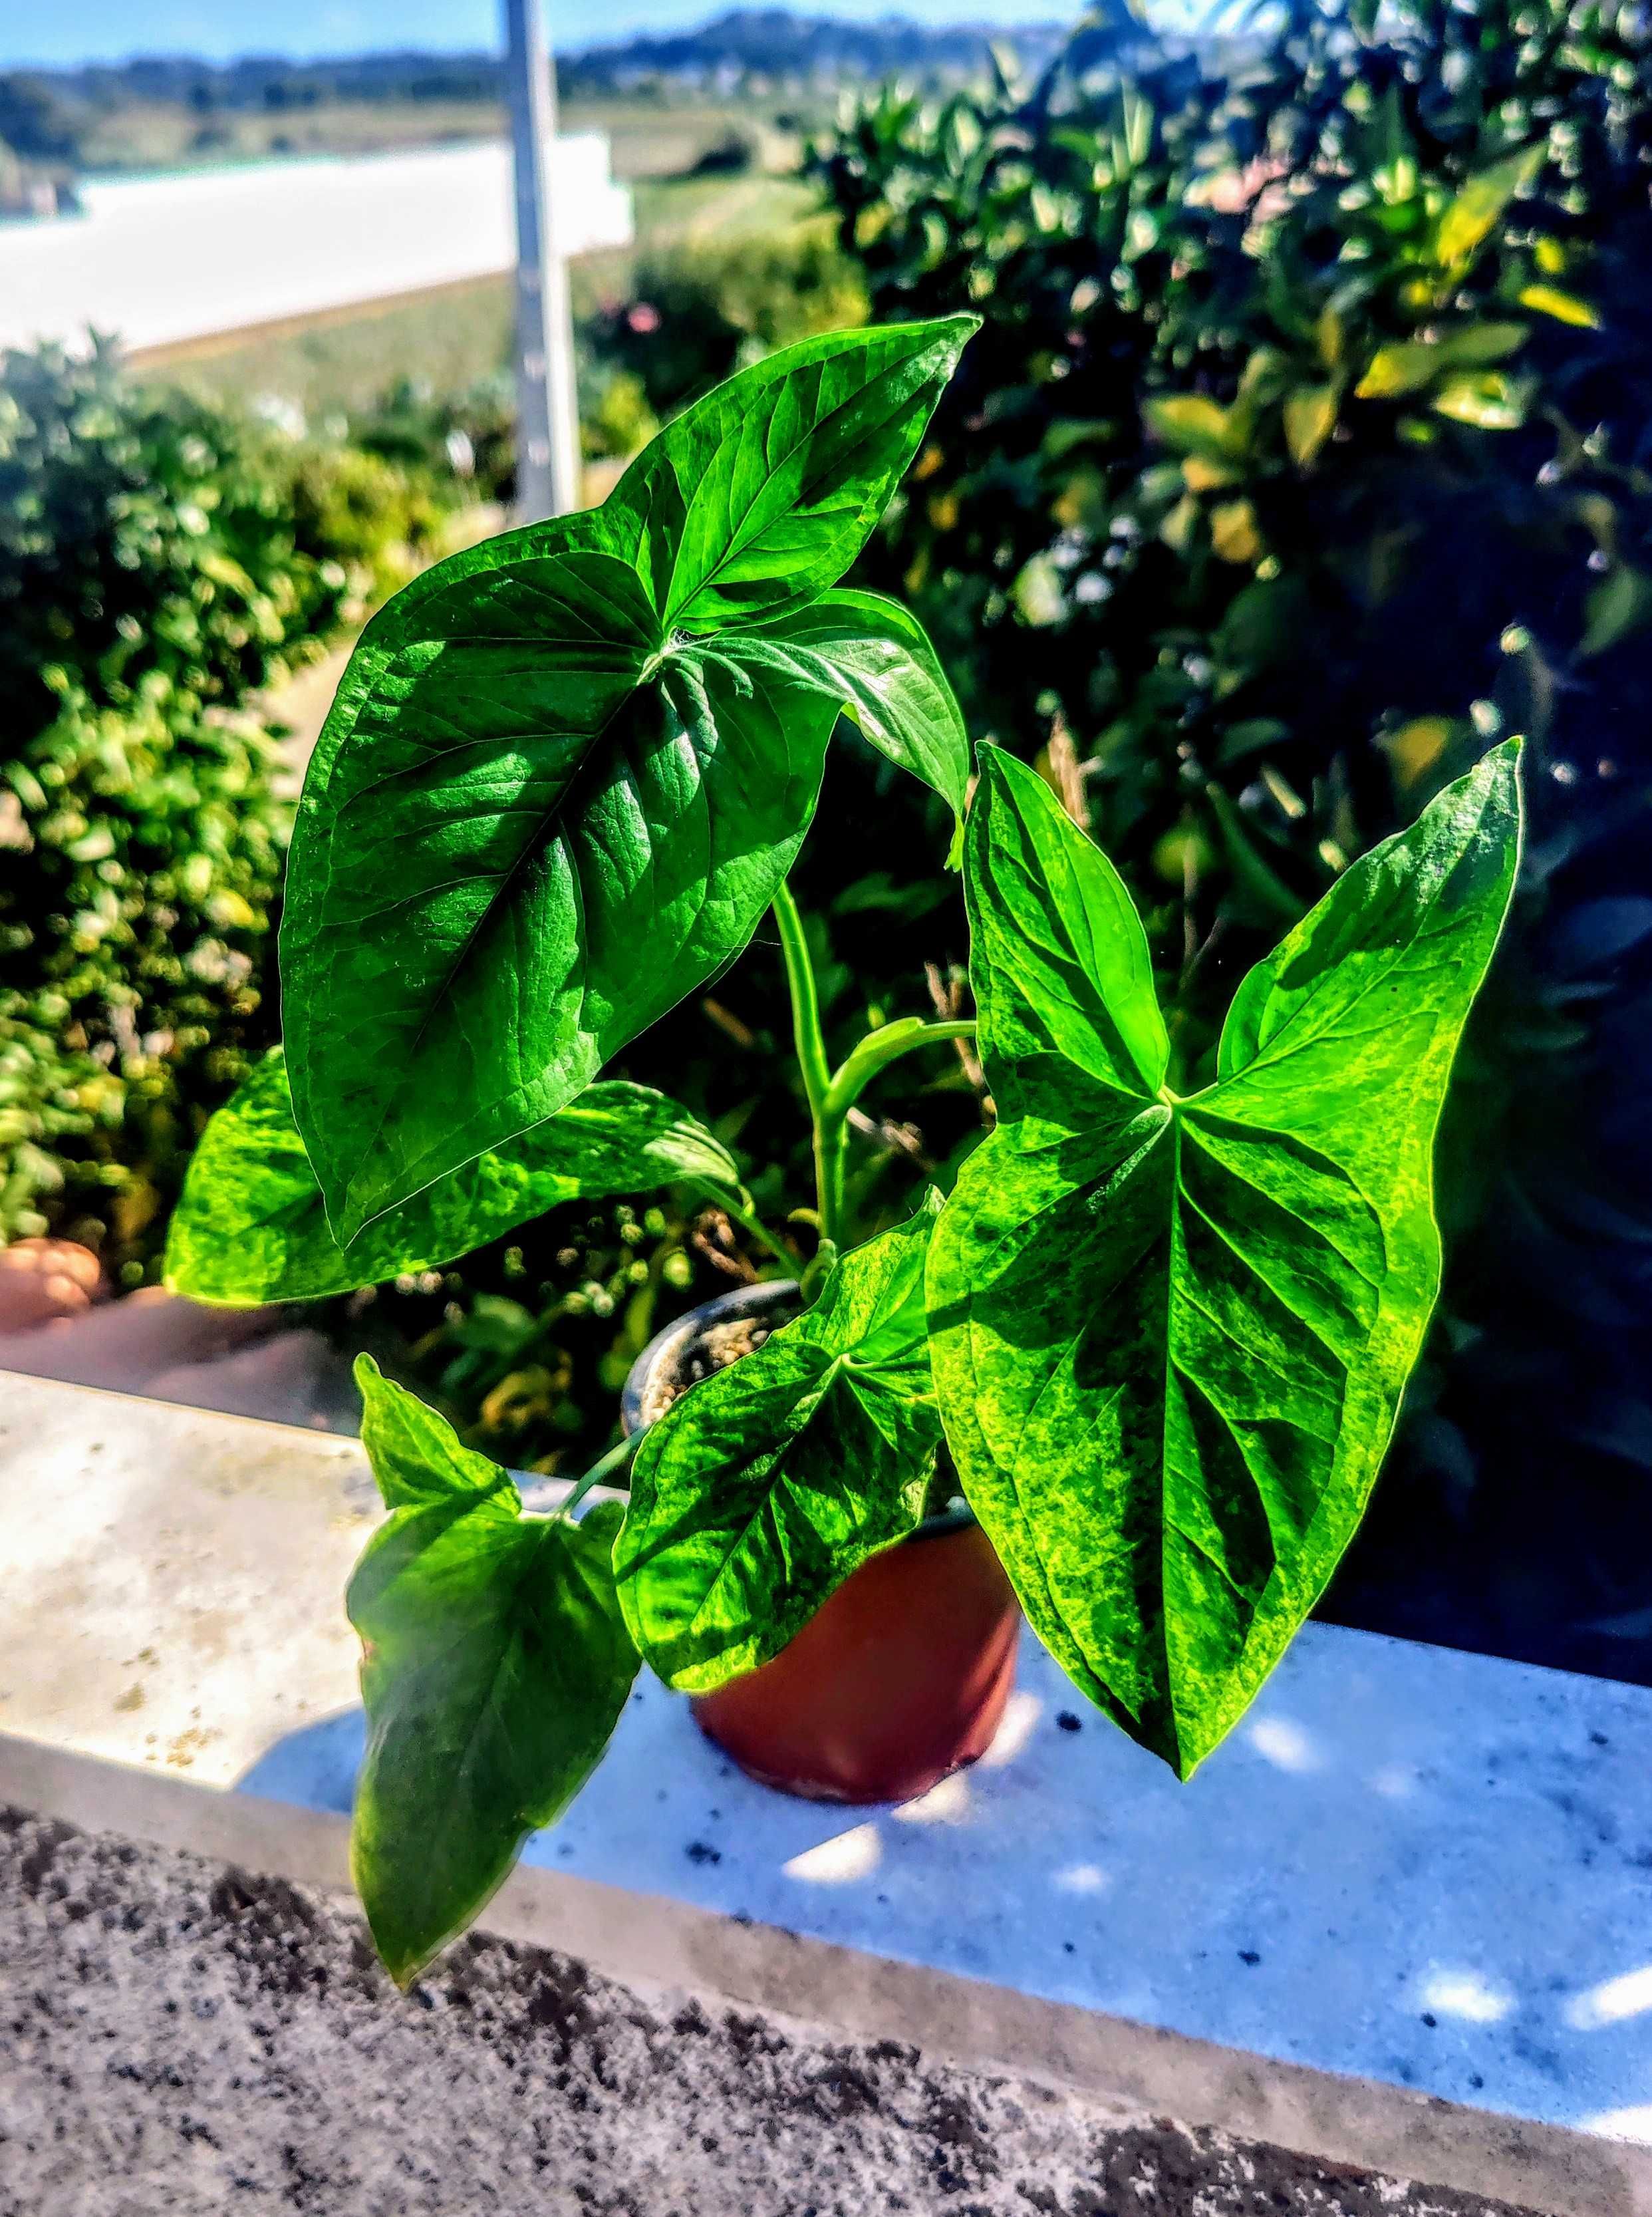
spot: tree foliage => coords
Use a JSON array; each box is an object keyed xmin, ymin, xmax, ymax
[
  {"xmin": 812, "ymin": 0, "xmax": 1652, "ymax": 1678},
  {"xmin": 0, "ymin": 341, "xmax": 450, "ymax": 1267}
]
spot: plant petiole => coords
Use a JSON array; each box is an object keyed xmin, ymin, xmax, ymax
[
  {"xmin": 771, "ymin": 880, "xmax": 847, "ymax": 1251},
  {"xmin": 559, "ymin": 1425, "xmax": 644, "ymax": 1519},
  {"xmin": 821, "ymin": 1017, "xmax": 976, "ymax": 1126}
]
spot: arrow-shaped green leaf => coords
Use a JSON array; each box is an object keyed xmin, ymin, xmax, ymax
[
  {"xmin": 281, "ymin": 319, "xmax": 975, "ymax": 1243},
  {"xmin": 616, "ymin": 1195, "xmax": 942, "ymax": 1692},
  {"xmin": 348, "ymin": 1357, "xmax": 637, "ymax": 1986},
  {"xmin": 163, "ymin": 1047, "xmax": 740, "ymax": 1305},
  {"xmin": 928, "ymin": 742, "xmax": 1521, "ymax": 1776},
  {"xmin": 692, "ymin": 586, "xmax": 971, "ymax": 821}
]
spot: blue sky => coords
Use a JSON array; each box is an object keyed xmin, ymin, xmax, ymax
[{"xmin": 4, "ymin": 1, "xmax": 1071, "ymax": 68}]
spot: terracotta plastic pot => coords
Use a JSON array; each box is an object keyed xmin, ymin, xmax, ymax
[{"xmin": 622, "ymin": 1281, "xmax": 1021, "ymax": 1805}]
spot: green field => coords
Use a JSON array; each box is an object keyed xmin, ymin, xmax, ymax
[{"xmin": 73, "ymin": 90, "xmax": 805, "ymax": 178}]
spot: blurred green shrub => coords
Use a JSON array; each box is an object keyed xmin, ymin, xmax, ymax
[
  {"xmin": 812, "ymin": 0, "xmax": 1652, "ymax": 1674},
  {"xmin": 0, "ymin": 680, "xmax": 284, "ymax": 1263},
  {"xmin": 0, "ymin": 338, "xmax": 354, "ymax": 732},
  {"xmin": 686, "ymin": 125, "xmax": 758, "ymax": 178},
  {"xmin": 343, "ymin": 370, "xmax": 518, "ymax": 511},
  {"xmin": 0, "ymin": 339, "xmax": 435, "ymax": 1272},
  {"xmin": 579, "ymin": 367, "xmax": 660, "ymax": 464}
]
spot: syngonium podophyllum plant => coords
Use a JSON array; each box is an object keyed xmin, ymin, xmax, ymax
[{"xmin": 166, "ymin": 319, "xmax": 1523, "ymax": 1986}]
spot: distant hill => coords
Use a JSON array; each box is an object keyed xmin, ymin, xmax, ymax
[
  {"xmin": 565, "ymin": 9, "xmax": 1065, "ymax": 88},
  {"xmin": 15, "ymin": 13, "xmax": 1065, "ymax": 116},
  {"xmin": 0, "ymin": 12, "xmax": 1072, "ymax": 190},
  {"xmin": 5, "ymin": 51, "xmax": 502, "ymax": 116}
]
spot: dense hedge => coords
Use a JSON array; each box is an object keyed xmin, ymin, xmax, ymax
[
  {"xmin": 811, "ymin": 0, "xmax": 1652, "ymax": 1676},
  {"xmin": 0, "ymin": 340, "xmax": 455, "ymax": 1272}
]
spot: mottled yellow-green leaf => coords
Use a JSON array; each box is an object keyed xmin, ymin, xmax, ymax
[
  {"xmin": 616, "ymin": 1199, "xmax": 940, "ymax": 1692},
  {"xmin": 928, "ymin": 743, "xmax": 1522, "ymax": 1777},
  {"xmin": 1431, "ymin": 371, "xmax": 1524, "ymax": 430},
  {"xmin": 1160, "ymin": 492, "xmax": 1201, "ymax": 555},
  {"xmin": 1437, "ymin": 321, "xmax": 1529, "ymax": 367},
  {"xmin": 1380, "ymin": 716, "xmax": 1452, "ymax": 790},
  {"xmin": 1210, "ymin": 499, "xmax": 1263, "ymax": 564},
  {"xmin": 1014, "ymin": 552, "xmax": 1067, "ymax": 627},
  {"xmin": 1182, "ymin": 454, "xmax": 1242, "ymax": 492},
  {"xmin": 1145, "ymin": 394, "xmax": 1241, "ymax": 461},
  {"xmin": 1353, "ymin": 327, "xmax": 1528, "ymax": 402},
  {"xmin": 1356, "ymin": 343, "xmax": 1439, "ymax": 400}
]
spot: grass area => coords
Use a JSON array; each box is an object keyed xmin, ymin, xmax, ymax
[
  {"xmin": 146, "ymin": 275, "xmax": 515, "ymax": 417},
  {"xmin": 74, "ymin": 97, "xmax": 507, "ymax": 172},
  {"xmin": 563, "ymin": 100, "xmax": 801, "ymax": 182},
  {"xmin": 73, "ymin": 91, "xmax": 803, "ymax": 182}
]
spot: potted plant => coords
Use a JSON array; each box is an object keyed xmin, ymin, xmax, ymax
[{"xmin": 168, "ymin": 319, "xmax": 1522, "ymax": 1987}]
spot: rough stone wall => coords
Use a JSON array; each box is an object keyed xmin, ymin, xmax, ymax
[{"xmin": 0, "ymin": 1805, "xmax": 1540, "ymax": 2217}]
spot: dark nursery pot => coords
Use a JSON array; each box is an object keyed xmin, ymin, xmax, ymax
[{"xmin": 622, "ymin": 1280, "xmax": 1022, "ymax": 1805}]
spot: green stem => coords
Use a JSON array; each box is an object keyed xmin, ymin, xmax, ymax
[
  {"xmin": 821, "ymin": 1018, "xmax": 976, "ymax": 1127},
  {"xmin": 560, "ymin": 1426, "xmax": 642, "ymax": 1519},
  {"xmin": 771, "ymin": 881, "xmax": 845, "ymax": 1249}
]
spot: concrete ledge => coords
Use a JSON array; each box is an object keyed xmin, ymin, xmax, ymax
[
  {"xmin": 0, "ymin": 1730, "xmax": 1629, "ymax": 2216},
  {"xmin": 6, "ymin": 1372, "xmax": 1652, "ymax": 2214},
  {"xmin": 1, "ymin": 1775, "xmax": 1548, "ymax": 2217}
]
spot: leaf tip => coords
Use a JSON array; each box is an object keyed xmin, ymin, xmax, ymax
[{"xmin": 374, "ymin": 1927, "xmax": 428, "ymax": 1993}]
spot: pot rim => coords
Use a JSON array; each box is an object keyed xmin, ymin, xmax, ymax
[
  {"xmin": 620, "ymin": 1277, "xmax": 801, "ymax": 1437},
  {"xmin": 619, "ymin": 1276, "xmax": 973, "ymax": 1541}
]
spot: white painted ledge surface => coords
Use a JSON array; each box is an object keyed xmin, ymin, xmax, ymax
[{"xmin": 5, "ymin": 1369, "xmax": 1652, "ymax": 2205}]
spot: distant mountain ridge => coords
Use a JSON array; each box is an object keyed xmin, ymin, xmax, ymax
[
  {"xmin": 569, "ymin": 8, "xmax": 1064, "ymax": 84},
  {"xmin": 16, "ymin": 11, "xmax": 1065, "ymax": 110}
]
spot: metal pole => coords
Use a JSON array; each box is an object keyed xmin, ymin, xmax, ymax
[{"xmin": 503, "ymin": 0, "xmax": 582, "ymax": 522}]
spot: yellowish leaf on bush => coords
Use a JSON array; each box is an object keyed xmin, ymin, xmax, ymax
[
  {"xmin": 1431, "ymin": 372, "xmax": 1523, "ymax": 430},
  {"xmin": 1433, "ymin": 142, "xmax": 1544, "ymax": 267},
  {"xmin": 1284, "ymin": 384, "xmax": 1337, "ymax": 466},
  {"xmin": 1210, "ymin": 499, "xmax": 1263, "ymax": 564},
  {"xmin": 1356, "ymin": 343, "xmax": 1436, "ymax": 400},
  {"xmin": 207, "ymin": 889, "xmax": 258, "ymax": 931},
  {"xmin": 1380, "ymin": 717, "xmax": 1451, "ymax": 789},
  {"xmin": 1159, "ymin": 491, "xmax": 1200, "ymax": 555},
  {"xmin": 1145, "ymin": 394, "xmax": 1239, "ymax": 460},
  {"xmin": 1440, "ymin": 321, "xmax": 1529, "ymax": 366},
  {"xmin": 1014, "ymin": 553, "xmax": 1066, "ymax": 627},
  {"xmin": 1518, "ymin": 283, "xmax": 1599, "ymax": 329},
  {"xmin": 1182, "ymin": 454, "xmax": 1240, "ymax": 492}
]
